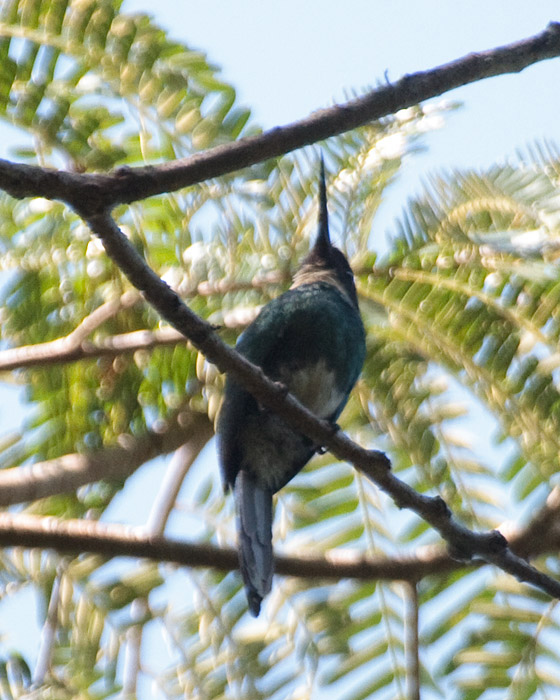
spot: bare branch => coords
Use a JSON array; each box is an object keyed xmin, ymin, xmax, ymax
[
  {"xmin": 0, "ymin": 23, "xmax": 558, "ymax": 210},
  {"xmin": 122, "ymin": 416, "xmax": 212, "ymax": 694},
  {"xmin": 33, "ymin": 565, "xmax": 65, "ymax": 686},
  {"xmin": 0, "ymin": 512, "xmax": 459, "ymax": 581},
  {"xmin": 0, "ymin": 275, "xmax": 282, "ymax": 372},
  {"xmin": 0, "ymin": 291, "xmax": 141, "ymax": 372},
  {"xmin": 404, "ymin": 581, "xmax": 421, "ymax": 700},
  {"xmin": 122, "ymin": 598, "xmax": 147, "ymax": 698},
  {"xmin": 0, "ymin": 511, "xmax": 555, "ymax": 585},
  {"xmin": 0, "ymin": 412, "xmax": 213, "ymax": 506},
  {"xmin": 146, "ymin": 434, "xmax": 212, "ymax": 537},
  {"xmin": 0, "ymin": 325, "xmax": 184, "ymax": 372}
]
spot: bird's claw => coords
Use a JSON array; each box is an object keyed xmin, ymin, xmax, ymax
[
  {"xmin": 316, "ymin": 422, "xmax": 340, "ymax": 454},
  {"xmin": 273, "ymin": 381, "xmax": 289, "ymax": 396}
]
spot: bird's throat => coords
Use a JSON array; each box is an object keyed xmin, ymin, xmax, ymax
[{"xmin": 291, "ymin": 265, "xmax": 351, "ymax": 302}]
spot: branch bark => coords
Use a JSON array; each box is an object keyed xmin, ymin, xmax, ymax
[
  {"xmin": 0, "ymin": 512, "xmax": 461, "ymax": 581},
  {"xmin": 0, "ymin": 23, "xmax": 558, "ymax": 211},
  {"xmin": 0, "ymin": 411, "xmax": 213, "ymax": 506},
  {"xmin": 0, "ymin": 324, "xmax": 185, "ymax": 372},
  {"xmin": 404, "ymin": 581, "xmax": 421, "ymax": 700},
  {"xmin": 79, "ymin": 209, "xmax": 560, "ymax": 601},
  {"xmin": 0, "ymin": 277, "xmax": 268, "ymax": 372},
  {"xmin": 0, "ymin": 510, "xmax": 555, "ymax": 584}
]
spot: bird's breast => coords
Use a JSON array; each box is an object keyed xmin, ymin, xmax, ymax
[{"xmin": 277, "ymin": 359, "xmax": 344, "ymax": 419}]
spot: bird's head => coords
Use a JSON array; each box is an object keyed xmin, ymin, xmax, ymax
[{"xmin": 291, "ymin": 160, "xmax": 360, "ymax": 309}]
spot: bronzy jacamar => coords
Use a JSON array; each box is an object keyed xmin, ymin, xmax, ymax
[{"xmin": 217, "ymin": 163, "xmax": 366, "ymax": 616}]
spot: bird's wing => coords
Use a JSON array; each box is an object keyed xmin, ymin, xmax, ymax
[{"xmin": 216, "ymin": 294, "xmax": 294, "ymax": 490}]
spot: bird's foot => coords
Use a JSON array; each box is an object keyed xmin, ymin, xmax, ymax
[
  {"xmin": 316, "ymin": 421, "xmax": 340, "ymax": 454},
  {"xmin": 273, "ymin": 380, "xmax": 289, "ymax": 396}
]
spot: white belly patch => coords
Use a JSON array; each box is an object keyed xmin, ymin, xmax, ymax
[{"xmin": 280, "ymin": 359, "xmax": 343, "ymax": 419}]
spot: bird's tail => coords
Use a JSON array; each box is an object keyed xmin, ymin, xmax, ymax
[{"xmin": 234, "ymin": 471, "xmax": 273, "ymax": 616}]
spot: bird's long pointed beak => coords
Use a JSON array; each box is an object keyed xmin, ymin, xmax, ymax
[{"xmin": 316, "ymin": 156, "xmax": 330, "ymax": 251}]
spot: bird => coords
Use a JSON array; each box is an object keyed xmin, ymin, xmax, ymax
[{"xmin": 216, "ymin": 161, "xmax": 366, "ymax": 616}]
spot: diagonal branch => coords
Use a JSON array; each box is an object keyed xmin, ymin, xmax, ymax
[
  {"xmin": 0, "ymin": 275, "xmax": 284, "ymax": 372},
  {"xmin": 0, "ymin": 24, "xmax": 558, "ymax": 210},
  {"xmin": 0, "ymin": 411, "xmax": 213, "ymax": 506},
  {"xmin": 81, "ymin": 211, "xmax": 560, "ymax": 601}
]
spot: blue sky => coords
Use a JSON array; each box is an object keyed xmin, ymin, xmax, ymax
[
  {"xmin": 125, "ymin": 1, "xmax": 560, "ymax": 245},
  {"xmin": 127, "ymin": 1, "xmax": 558, "ymax": 150}
]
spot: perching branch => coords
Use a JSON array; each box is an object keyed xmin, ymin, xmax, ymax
[
  {"xmin": 0, "ymin": 23, "xmax": 558, "ymax": 211},
  {"xmin": 79, "ymin": 210, "xmax": 560, "ymax": 601}
]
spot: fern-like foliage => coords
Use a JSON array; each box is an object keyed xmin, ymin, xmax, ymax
[{"xmin": 0, "ymin": 1, "xmax": 559, "ymax": 699}]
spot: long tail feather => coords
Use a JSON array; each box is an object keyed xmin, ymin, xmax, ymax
[{"xmin": 234, "ymin": 471, "xmax": 273, "ymax": 616}]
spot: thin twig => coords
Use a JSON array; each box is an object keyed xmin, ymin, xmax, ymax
[
  {"xmin": 404, "ymin": 581, "xmax": 421, "ymax": 700},
  {"xmin": 32, "ymin": 567, "xmax": 64, "ymax": 686},
  {"xmin": 120, "ymin": 421, "xmax": 212, "ymax": 694},
  {"xmin": 121, "ymin": 598, "xmax": 147, "ymax": 699},
  {"xmin": 146, "ymin": 435, "xmax": 212, "ymax": 537}
]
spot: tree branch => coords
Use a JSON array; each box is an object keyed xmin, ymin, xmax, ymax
[
  {"xmin": 0, "ymin": 512, "xmax": 460, "ymax": 581},
  {"xmin": 0, "ymin": 325, "xmax": 184, "ymax": 372},
  {"xmin": 404, "ymin": 581, "xmax": 421, "ymax": 700},
  {"xmin": 146, "ymin": 435, "xmax": 211, "ymax": 537},
  {"xmin": 0, "ymin": 411, "xmax": 213, "ymax": 506},
  {"xmin": 0, "ymin": 23, "xmax": 558, "ymax": 210},
  {"xmin": 0, "ymin": 511, "xmax": 555, "ymax": 585},
  {"xmin": 33, "ymin": 565, "xmax": 64, "ymax": 686},
  {"xmin": 77, "ymin": 210, "xmax": 560, "ymax": 601},
  {"xmin": 0, "ymin": 291, "xmax": 141, "ymax": 372},
  {"xmin": 0, "ymin": 275, "xmax": 282, "ymax": 372}
]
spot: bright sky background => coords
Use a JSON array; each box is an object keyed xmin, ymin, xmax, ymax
[
  {"xmin": 123, "ymin": 0, "xmax": 560, "ymax": 242},
  {"xmin": 0, "ymin": 2, "xmax": 559, "ymax": 694}
]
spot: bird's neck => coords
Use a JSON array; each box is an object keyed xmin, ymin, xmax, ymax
[{"xmin": 290, "ymin": 264, "xmax": 351, "ymax": 302}]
